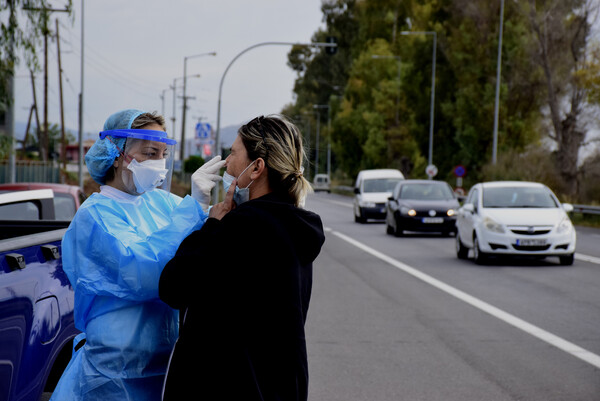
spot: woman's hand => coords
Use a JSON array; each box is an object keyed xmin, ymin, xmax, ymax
[{"xmin": 209, "ymin": 178, "xmax": 237, "ymax": 220}]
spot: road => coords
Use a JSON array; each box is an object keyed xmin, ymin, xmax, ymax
[{"xmin": 304, "ymin": 192, "xmax": 600, "ymax": 401}]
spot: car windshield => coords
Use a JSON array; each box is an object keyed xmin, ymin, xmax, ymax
[
  {"xmin": 483, "ymin": 186, "xmax": 558, "ymax": 208},
  {"xmin": 363, "ymin": 178, "xmax": 401, "ymax": 193},
  {"xmin": 399, "ymin": 183, "xmax": 454, "ymax": 200}
]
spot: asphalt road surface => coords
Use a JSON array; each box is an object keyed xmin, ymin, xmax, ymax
[{"xmin": 304, "ymin": 192, "xmax": 600, "ymax": 401}]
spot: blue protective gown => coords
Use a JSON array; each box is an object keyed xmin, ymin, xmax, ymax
[{"xmin": 50, "ymin": 185, "xmax": 207, "ymax": 401}]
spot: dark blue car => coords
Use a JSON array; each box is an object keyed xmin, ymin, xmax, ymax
[{"xmin": 0, "ymin": 189, "xmax": 79, "ymax": 401}]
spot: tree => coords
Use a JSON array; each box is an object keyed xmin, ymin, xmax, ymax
[
  {"xmin": 523, "ymin": 0, "xmax": 598, "ymax": 197},
  {"xmin": 1, "ymin": 1, "xmax": 72, "ymax": 107}
]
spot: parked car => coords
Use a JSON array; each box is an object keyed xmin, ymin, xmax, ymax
[
  {"xmin": 312, "ymin": 174, "xmax": 331, "ymax": 193},
  {"xmin": 0, "ymin": 189, "xmax": 78, "ymax": 401},
  {"xmin": 455, "ymin": 181, "xmax": 576, "ymax": 265},
  {"xmin": 385, "ymin": 180, "xmax": 459, "ymax": 236},
  {"xmin": 0, "ymin": 183, "xmax": 86, "ymax": 221},
  {"xmin": 353, "ymin": 169, "xmax": 404, "ymax": 223}
]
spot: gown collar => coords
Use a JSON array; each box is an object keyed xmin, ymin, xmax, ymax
[{"xmin": 99, "ymin": 185, "xmax": 142, "ymax": 203}]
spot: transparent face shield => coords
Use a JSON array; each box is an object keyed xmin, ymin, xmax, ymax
[
  {"xmin": 123, "ymin": 138, "xmax": 175, "ymax": 193},
  {"xmin": 100, "ymin": 129, "xmax": 177, "ymax": 194}
]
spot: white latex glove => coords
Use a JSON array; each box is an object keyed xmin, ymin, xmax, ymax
[{"xmin": 191, "ymin": 156, "xmax": 226, "ymax": 211}]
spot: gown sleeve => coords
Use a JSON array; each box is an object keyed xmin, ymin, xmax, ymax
[{"xmin": 62, "ymin": 194, "xmax": 207, "ymax": 302}]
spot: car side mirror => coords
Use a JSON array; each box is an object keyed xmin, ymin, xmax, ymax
[
  {"xmin": 562, "ymin": 203, "xmax": 574, "ymax": 213},
  {"xmin": 354, "ymin": 187, "xmax": 360, "ymax": 194},
  {"xmin": 463, "ymin": 203, "xmax": 475, "ymax": 213}
]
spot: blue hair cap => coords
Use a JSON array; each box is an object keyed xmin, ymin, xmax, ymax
[{"xmin": 85, "ymin": 109, "xmax": 145, "ymax": 185}]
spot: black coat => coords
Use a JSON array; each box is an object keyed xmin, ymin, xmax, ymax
[{"xmin": 159, "ymin": 191, "xmax": 325, "ymax": 401}]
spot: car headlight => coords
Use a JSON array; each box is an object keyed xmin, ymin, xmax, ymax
[
  {"xmin": 401, "ymin": 207, "xmax": 416, "ymax": 216},
  {"xmin": 483, "ymin": 216, "xmax": 505, "ymax": 233},
  {"xmin": 360, "ymin": 201, "xmax": 376, "ymax": 208},
  {"xmin": 447, "ymin": 209, "xmax": 455, "ymax": 217},
  {"xmin": 556, "ymin": 216, "xmax": 573, "ymax": 234}
]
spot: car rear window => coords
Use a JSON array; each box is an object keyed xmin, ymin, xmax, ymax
[
  {"xmin": 54, "ymin": 193, "xmax": 77, "ymax": 220},
  {"xmin": 0, "ymin": 201, "xmax": 40, "ymax": 220}
]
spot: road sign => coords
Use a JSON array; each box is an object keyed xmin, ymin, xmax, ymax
[
  {"xmin": 426, "ymin": 164, "xmax": 438, "ymax": 178},
  {"xmin": 195, "ymin": 122, "xmax": 212, "ymax": 139},
  {"xmin": 453, "ymin": 164, "xmax": 466, "ymax": 178}
]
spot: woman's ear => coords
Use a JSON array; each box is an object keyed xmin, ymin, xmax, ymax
[{"xmin": 250, "ymin": 158, "xmax": 267, "ymax": 180}]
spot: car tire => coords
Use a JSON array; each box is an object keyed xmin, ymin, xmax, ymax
[
  {"xmin": 473, "ymin": 235, "xmax": 488, "ymax": 265},
  {"xmin": 393, "ymin": 218, "xmax": 403, "ymax": 237},
  {"xmin": 354, "ymin": 209, "xmax": 366, "ymax": 224},
  {"xmin": 456, "ymin": 235, "xmax": 469, "ymax": 259},
  {"xmin": 559, "ymin": 254, "xmax": 574, "ymax": 266}
]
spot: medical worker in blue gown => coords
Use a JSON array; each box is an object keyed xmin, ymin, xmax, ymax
[{"xmin": 50, "ymin": 109, "xmax": 225, "ymax": 400}]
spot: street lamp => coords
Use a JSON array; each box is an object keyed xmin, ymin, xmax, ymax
[
  {"xmin": 181, "ymin": 52, "xmax": 216, "ymax": 162},
  {"xmin": 212, "ymin": 41, "xmax": 337, "ymax": 204},
  {"xmin": 492, "ymin": 0, "xmax": 505, "ymax": 164},
  {"xmin": 313, "ymin": 104, "xmax": 329, "ymax": 177},
  {"xmin": 400, "ymin": 31, "xmax": 437, "ymax": 173},
  {"xmin": 372, "ymin": 54, "xmax": 402, "ymax": 125}
]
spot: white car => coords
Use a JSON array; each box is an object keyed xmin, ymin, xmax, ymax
[
  {"xmin": 353, "ymin": 169, "xmax": 404, "ymax": 223},
  {"xmin": 455, "ymin": 181, "xmax": 576, "ymax": 265}
]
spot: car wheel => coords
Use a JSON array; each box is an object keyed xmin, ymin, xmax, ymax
[
  {"xmin": 354, "ymin": 208, "xmax": 366, "ymax": 224},
  {"xmin": 473, "ymin": 235, "xmax": 487, "ymax": 265},
  {"xmin": 559, "ymin": 254, "xmax": 574, "ymax": 266},
  {"xmin": 393, "ymin": 216, "xmax": 403, "ymax": 237},
  {"xmin": 456, "ymin": 235, "xmax": 469, "ymax": 259}
]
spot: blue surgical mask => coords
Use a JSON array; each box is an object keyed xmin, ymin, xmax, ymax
[{"xmin": 222, "ymin": 160, "xmax": 255, "ymax": 205}]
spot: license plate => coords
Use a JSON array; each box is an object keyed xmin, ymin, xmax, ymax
[
  {"xmin": 516, "ymin": 238, "xmax": 547, "ymax": 246},
  {"xmin": 422, "ymin": 217, "xmax": 443, "ymax": 224}
]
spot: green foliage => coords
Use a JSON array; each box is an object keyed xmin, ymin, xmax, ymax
[
  {"xmin": 184, "ymin": 155, "xmax": 205, "ymax": 174},
  {"xmin": 286, "ymin": 0, "xmax": 596, "ymax": 197},
  {"xmin": 0, "ymin": 135, "xmax": 13, "ymax": 159},
  {"xmin": 1, "ymin": 1, "xmax": 73, "ymax": 106}
]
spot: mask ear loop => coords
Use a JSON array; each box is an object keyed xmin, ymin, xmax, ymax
[{"xmin": 106, "ymin": 136, "xmax": 133, "ymax": 163}]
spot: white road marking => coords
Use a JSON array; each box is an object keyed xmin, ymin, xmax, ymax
[
  {"xmin": 321, "ymin": 199, "xmax": 353, "ymax": 208},
  {"xmin": 325, "ymin": 227, "xmax": 600, "ymax": 369},
  {"xmin": 575, "ymin": 253, "xmax": 600, "ymax": 265}
]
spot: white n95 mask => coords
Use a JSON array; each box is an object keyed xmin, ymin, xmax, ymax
[{"xmin": 127, "ymin": 158, "xmax": 168, "ymax": 194}]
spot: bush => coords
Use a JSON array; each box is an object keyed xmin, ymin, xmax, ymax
[{"xmin": 184, "ymin": 155, "xmax": 205, "ymax": 174}]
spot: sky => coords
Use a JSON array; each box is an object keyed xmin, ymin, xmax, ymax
[{"xmin": 12, "ymin": 0, "xmax": 326, "ymax": 150}]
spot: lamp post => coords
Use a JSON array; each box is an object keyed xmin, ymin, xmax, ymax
[
  {"xmin": 492, "ymin": 0, "xmax": 505, "ymax": 165},
  {"xmin": 372, "ymin": 54, "xmax": 401, "ymax": 125},
  {"xmin": 313, "ymin": 104, "xmax": 329, "ymax": 177},
  {"xmin": 181, "ymin": 52, "xmax": 216, "ymax": 162},
  {"xmin": 212, "ymin": 41, "xmax": 337, "ymax": 204},
  {"xmin": 400, "ymin": 31, "xmax": 437, "ymax": 173}
]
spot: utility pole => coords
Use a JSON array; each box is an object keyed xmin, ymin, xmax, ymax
[
  {"xmin": 78, "ymin": 0, "xmax": 84, "ymax": 189},
  {"xmin": 181, "ymin": 52, "xmax": 215, "ymax": 163},
  {"xmin": 56, "ymin": 19, "xmax": 67, "ymax": 175},
  {"xmin": 30, "ymin": 70, "xmax": 41, "ymax": 145}
]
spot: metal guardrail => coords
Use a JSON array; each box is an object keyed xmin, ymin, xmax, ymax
[
  {"xmin": 330, "ymin": 187, "xmax": 600, "ymax": 217},
  {"xmin": 571, "ymin": 204, "xmax": 600, "ymax": 215}
]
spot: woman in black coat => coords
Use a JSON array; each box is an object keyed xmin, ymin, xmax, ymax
[{"xmin": 159, "ymin": 115, "xmax": 325, "ymax": 401}]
